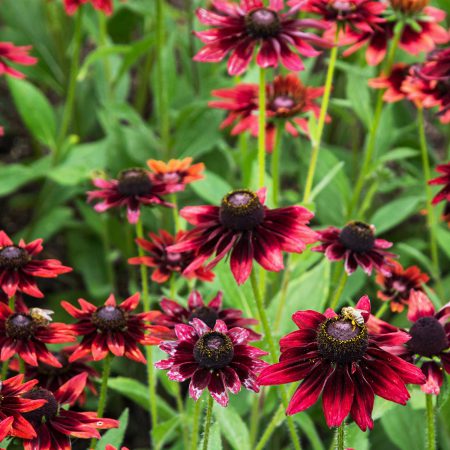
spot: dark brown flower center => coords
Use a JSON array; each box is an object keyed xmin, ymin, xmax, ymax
[
  {"xmin": 189, "ymin": 307, "xmax": 219, "ymax": 329},
  {"xmin": 219, "ymin": 189, "xmax": 265, "ymax": 231},
  {"xmin": 92, "ymin": 306, "xmax": 127, "ymax": 332},
  {"xmin": 245, "ymin": 8, "xmax": 281, "ymax": 39},
  {"xmin": 0, "ymin": 246, "xmax": 30, "ymax": 270},
  {"xmin": 317, "ymin": 316, "xmax": 369, "ymax": 364},
  {"xmin": 193, "ymin": 331, "xmax": 234, "ymax": 369},
  {"xmin": 407, "ymin": 316, "xmax": 448, "ymax": 357},
  {"xmin": 339, "ymin": 221, "xmax": 375, "ymax": 253},
  {"xmin": 22, "ymin": 388, "xmax": 59, "ymax": 425},
  {"xmin": 5, "ymin": 314, "xmax": 35, "ymax": 339},
  {"xmin": 272, "ymin": 95, "xmax": 296, "ymax": 111},
  {"xmin": 118, "ymin": 168, "xmax": 153, "ymax": 196}
]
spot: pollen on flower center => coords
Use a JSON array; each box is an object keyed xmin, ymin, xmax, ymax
[
  {"xmin": 219, "ymin": 189, "xmax": 265, "ymax": 231},
  {"xmin": 245, "ymin": 8, "xmax": 281, "ymax": 39},
  {"xmin": 0, "ymin": 245, "xmax": 30, "ymax": 269},
  {"xmin": 193, "ymin": 331, "xmax": 234, "ymax": 369},
  {"xmin": 317, "ymin": 316, "xmax": 369, "ymax": 364},
  {"xmin": 407, "ymin": 316, "xmax": 449, "ymax": 357},
  {"xmin": 189, "ymin": 307, "xmax": 219, "ymax": 329},
  {"xmin": 22, "ymin": 388, "xmax": 59, "ymax": 425},
  {"xmin": 117, "ymin": 168, "xmax": 153, "ymax": 196},
  {"xmin": 5, "ymin": 314, "xmax": 35, "ymax": 339},
  {"xmin": 92, "ymin": 306, "xmax": 127, "ymax": 332},
  {"xmin": 339, "ymin": 221, "xmax": 375, "ymax": 253}
]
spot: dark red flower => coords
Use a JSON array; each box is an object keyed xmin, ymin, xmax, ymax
[
  {"xmin": 156, "ymin": 319, "xmax": 268, "ymax": 406},
  {"xmin": 0, "ymin": 303, "xmax": 75, "ymax": 367},
  {"xmin": 442, "ymin": 201, "xmax": 450, "ymax": 227},
  {"xmin": 194, "ymin": 0, "xmax": 330, "ymax": 76},
  {"xmin": 128, "ymin": 230, "xmax": 215, "ymax": 283},
  {"xmin": 87, "ymin": 168, "xmax": 173, "ymax": 224},
  {"xmin": 368, "ymin": 63, "xmax": 411, "ymax": 102},
  {"xmin": 147, "ymin": 158, "xmax": 205, "ymax": 193},
  {"xmin": 0, "ymin": 374, "xmax": 48, "ymax": 440},
  {"xmin": 0, "ymin": 231, "xmax": 72, "ymax": 299},
  {"xmin": 312, "ymin": 221, "xmax": 396, "ymax": 275},
  {"xmin": 167, "ymin": 188, "xmax": 318, "ymax": 285},
  {"xmin": 0, "ymin": 42, "xmax": 37, "ymax": 79},
  {"xmin": 375, "ymin": 260, "xmax": 429, "ymax": 313},
  {"xmin": 22, "ymin": 373, "xmax": 118, "ymax": 450},
  {"xmin": 64, "ymin": 0, "xmax": 113, "ymax": 15},
  {"xmin": 61, "ymin": 293, "xmax": 172, "ymax": 363},
  {"xmin": 428, "ymin": 162, "xmax": 450, "ymax": 205},
  {"xmin": 258, "ymin": 296, "xmax": 426, "ymax": 430},
  {"xmin": 154, "ymin": 290, "xmax": 261, "ymax": 341}
]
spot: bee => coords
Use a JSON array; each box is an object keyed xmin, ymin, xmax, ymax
[
  {"xmin": 30, "ymin": 308, "xmax": 54, "ymax": 326},
  {"xmin": 340, "ymin": 306, "xmax": 365, "ymax": 330}
]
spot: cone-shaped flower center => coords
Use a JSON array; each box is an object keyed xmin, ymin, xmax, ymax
[
  {"xmin": 5, "ymin": 313, "xmax": 35, "ymax": 339},
  {"xmin": 407, "ymin": 316, "xmax": 448, "ymax": 357},
  {"xmin": 317, "ymin": 316, "xmax": 369, "ymax": 364},
  {"xmin": 272, "ymin": 95, "xmax": 296, "ymax": 111},
  {"xmin": 390, "ymin": 0, "xmax": 429, "ymax": 14},
  {"xmin": 92, "ymin": 306, "xmax": 127, "ymax": 332},
  {"xmin": 219, "ymin": 189, "xmax": 265, "ymax": 231},
  {"xmin": 23, "ymin": 388, "xmax": 59, "ymax": 425},
  {"xmin": 339, "ymin": 221, "xmax": 375, "ymax": 253},
  {"xmin": 0, "ymin": 245, "xmax": 30, "ymax": 269},
  {"xmin": 118, "ymin": 169, "xmax": 153, "ymax": 196},
  {"xmin": 189, "ymin": 307, "xmax": 219, "ymax": 329},
  {"xmin": 245, "ymin": 8, "xmax": 281, "ymax": 38},
  {"xmin": 193, "ymin": 331, "xmax": 234, "ymax": 369}
]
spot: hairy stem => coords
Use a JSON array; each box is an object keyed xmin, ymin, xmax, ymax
[
  {"xmin": 258, "ymin": 67, "xmax": 266, "ymax": 188},
  {"xmin": 202, "ymin": 396, "xmax": 214, "ymax": 450},
  {"xmin": 426, "ymin": 394, "xmax": 436, "ymax": 450},
  {"xmin": 271, "ymin": 121, "xmax": 284, "ymax": 206}
]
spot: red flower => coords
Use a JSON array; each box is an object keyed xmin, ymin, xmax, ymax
[
  {"xmin": 368, "ymin": 63, "xmax": 411, "ymax": 102},
  {"xmin": 428, "ymin": 162, "xmax": 450, "ymax": 205},
  {"xmin": 87, "ymin": 168, "xmax": 173, "ymax": 224},
  {"xmin": 61, "ymin": 293, "xmax": 172, "ymax": 363},
  {"xmin": 167, "ymin": 188, "xmax": 317, "ymax": 285},
  {"xmin": 0, "ymin": 231, "xmax": 72, "ymax": 299},
  {"xmin": 0, "ymin": 303, "xmax": 75, "ymax": 367},
  {"xmin": 154, "ymin": 290, "xmax": 261, "ymax": 341},
  {"xmin": 0, "ymin": 42, "xmax": 37, "ymax": 79},
  {"xmin": 147, "ymin": 158, "xmax": 205, "ymax": 193},
  {"xmin": 194, "ymin": 0, "xmax": 330, "ymax": 76},
  {"xmin": 376, "ymin": 260, "xmax": 429, "ymax": 313},
  {"xmin": 0, "ymin": 126, "xmax": 4, "ymax": 136},
  {"xmin": 22, "ymin": 373, "xmax": 118, "ymax": 450},
  {"xmin": 312, "ymin": 221, "xmax": 396, "ymax": 275},
  {"xmin": 106, "ymin": 445, "xmax": 130, "ymax": 450},
  {"xmin": 258, "ymin": 296, "xmax": 425, "ymax": 430},
  {"xmin": 156, "ymin": 319, "xmax": 268, "ymax": 406},
  {"xmin": 128, "ymin": 230, "xmax": 215, "ymax": 283},
  {"xmin": 0, "ymin": 374, "xmax": 48, "ymax": 440},
  {"xmin": 64, "ymin": 0, "xmax": 113, "ymax": 15}
]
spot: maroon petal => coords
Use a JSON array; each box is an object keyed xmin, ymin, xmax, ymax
[
  {"xmin": 350, "ymin": 367, "xmax": 375, "ymax": 431},
  {"xmin": 292, "ymin": 310, "xmax": 325, "ymax": 330},
  {"xmin": 230, "ymin": 235, "xmax": 254, "ymax": 285},
  {"xmin": 208, "ymin": 372, "xmax": 229, "ymax": 406},
  {"xmin": 421, "ymin": 362, "xmax": 443, "ymax": 395},
  {"xmin": 407, "ymin": 290, "xmax": 436, "ymax": 322},
  {"xmin": 222, "ymin": 367, "xmax": 241, "ymax": 394},
  {"xmin": 189, "ymin": 368, "xmax": 212, "ymax": 401}
]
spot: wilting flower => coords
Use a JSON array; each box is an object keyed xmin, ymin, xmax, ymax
[
  {"xmin": 0, "ymin": 231, "xmax": 72, "ymax": 299},
  {"xmin": 87, "ymin": 168, "xmax": 173, "ymax": 224},
  {"xmin": 368, "ymin": 63, "xmax": 411, "ymax": 102},
  {"xmin": 428, "ymin": 162, "xmax": 450, "ymax": 205},
  {"xmin": 147, "ymin": 158, "xmax": 205, "ymax": 193},
  {"xmin": 64, "ymin": 0, "xmax": 113, "ymax": 15},
  {"xmin": 0, "ymin": 303, "xmax": 75, "ymax": 367},
  {"xmin": 312, "ymin": 221, "xmax": 396, "ymax": 275},
  {"xmin": 61, "ymin": 293, "xmax": 172, "ymax": 363},
  {"xmin": 0, "ymin": 374, "xmax": 48, "ymax": 440},
  {"xmin": 376, "ymin": 260, "xmax": 429, "ymax": 313},
  {"xmin": 0, "ymin": 42, "xmax": 37, "ymax": 79},
  {"xmin": 156, "ymin": 319, "xmax": 268, "ymax": 406},
  {"xmin": 258, "ymin": 296, "xmax": 425, "ymax": 430},
  {"xmin": 167, "ymin": 188, "xmax": 317, "ymax": 285},
  {"xmin": 154, "ymin": 290, "xmax": 260, "ymax": 340},
  {"xmin": 128, "ymin": 230, "xmax": 215, "ymax": 283},
  {"xmin": 22, "ymin": 372, "xmax": 118, "ymax": 450},
  {"xmin": 194, "ymin": 0, "xmax": 330, "ymax": 76}
]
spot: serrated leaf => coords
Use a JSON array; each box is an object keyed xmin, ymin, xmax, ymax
[{"xmin": 96, "ymin": 408, "xmax": 129, "ymax": 450}]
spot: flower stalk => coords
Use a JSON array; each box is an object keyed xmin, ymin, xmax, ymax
[
  {"xmin": 426, "ymin": 394, "xmax": 436, "ymax": 450},
  {"xmin": 336, "ymin": 422, "xmax": 345, "ymax": 450},
  {"xmin": 329, "ymin": 270, "xmax": 348, "ymax": 310},
  {"xmin": 271, "ymin": 121, "xmax": 284, "ymax": 206},
  {"xmin": 258, "ymin": 67, "xmax": 266, "ymax": 188},
  {"xmin": 202, "ymin": 396, "xmax": 214, "ymax": 450},
  {"xmin": 190, "ymin": 397, "xmax": 203, "ymax": 450}
]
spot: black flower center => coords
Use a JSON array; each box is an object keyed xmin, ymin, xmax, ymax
[
  {"xmin": 0, "ymin": 246, "xmax": 30, "ymax": 270},
  {"xmin": 317, "ymin": 316, "xmax": 369, "ymax": 364},
  {"xmin": 407, "ymin": 316, "xmax": 448, "ymax": 357},
  {"xmin": 245, "ymin": 8, "xmax": 281, "ymax": 39},
  {"xmin": 117, "ymin": 168, "xmax": 153, "ymax": 196},
  {"xmin": 219, "ymin": 189, "xmax": 265, "ymax": 231},
  {"xmin": 5, "ymin": 314, "xmax": 35, "ymax": 339},
  {"xmin": 189, "ymin": 307, "xmax": 219, "ymax": 329},
  {"xmin": 193, "ymin": 331, "xmax": 234, "ymax": 369},
  {"xmin": 92, "ymin": 306, "xmax": 127, "ymax": 332},
  {"xmin": 22, "ymin": 388, "xmax": 59, "ymax": 426},
  {"xmin": 272, "ymin": 95, "xmax": 296, "ymax": 111},
  {"xmin": 339, "ymin": 221, "xmax": 375, "ymax": 253}
]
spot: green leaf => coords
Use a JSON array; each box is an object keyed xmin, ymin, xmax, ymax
[
  {"xmin": 190, "ymin": 170, "xmax": 232, "ymax": 204},
  {"xmin": 27, "ymin": 207, "xmax": 73, "ymax": 241},
  {"xmin": 345, "ymin": 422, "xmax": 370, "ymax": 450},
  {"xmin": 346, "ymin": 72, "xmax": 373, "ymax": 128},
  {"xmin": 294, "ymin": 413, "xmax": 325, "ymax": 450},
  {"xmin": 96, "ymin": 408, "xmax": 129, "ymax": 450},
  {"xmin": 436, "ymin": 227, "xmax": 450, "ymax": 260},
  {"xmin": 0, "ymin": 161, "xmax": 48, "ymax": 197},
  {"xmin": 379, "ymin": 147, "xmax": 419, "ymax": 163},
  {"xmin": 214, "ymin": 404, "xmax": 251, "ymax": 450},
  {"xmin": 152, "ymin": 416, "xmax": 180, "ymax": 449},
  {"xmin": 201, "ymin": 422, "xmax": 222, "ymax": 450}
]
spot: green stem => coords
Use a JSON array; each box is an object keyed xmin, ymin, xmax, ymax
[
  {"xmin": 18, "ymin": 358, "xmax": 25, "ymax": 375},
  {"xmin": 302, "ymin": 31, "xmax": 339, "ymax": 204},
  {"xmin": 329, "ymin": 270, "xmax": 348, "ymax": 310},
  {"xmin": 274, "ymin": 258, "xmax": 292, "ymax": 332},
  {"xmin": 258, "ymin": 67, "xmax": 266, "ymax": 188},
  {"xmin": 98, "ymin": 11, "xmax": 111, "ymax": 89},
  {"xmin": 426, "ymin": 394, "xmax": 436, "ymax": 450},
  {"xmin": 171, "ymin": 193, "xmax": 181, "ymax": 232},
  {"xmin": 202, "ymin": 396, "xmax": 214, "ymax": 450},
  {"xmin": 249, "ymin": 391, "xmax": 262, "ymax": 446},
  {"xmin": 375, "ymin": 301, "xmax": 389, "ymax": 318},
  {"xmin": 254, "ymin": 403, "xmax": 285, "ymax": 450},
  {"xmin": 175, "ymin": 384, "xmax": 189, "ymax": 450},
  {"xmin": 185, "ymin": 0, "xmax": 200, "ymax": 94},
  {"xmin": 418, "ymin": 107, "xmax": 442, "ymax": 296},
  {"xmin": 336, "ymin": 423, "xmax": 345, "ymax": 450},
  {"xmin": 8, "ymin": 296, "xmax": 14, "ymax": 312},
  {"xmin": 190, "ymin": 397, "xmax": 203, "ymax": 450},
  {"xmin": 271, "ymin": 121, "xmax": 283, "ymax": 206},
  {"xmin": 1, "ymin": 360, "xmax": 8, "ymax": 379}
]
